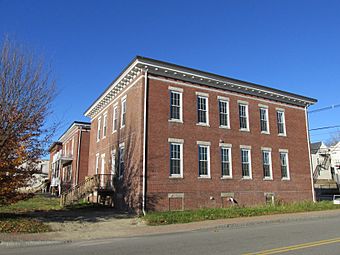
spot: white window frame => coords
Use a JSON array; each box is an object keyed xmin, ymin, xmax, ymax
[
  {"xmin": 71, "ymin": 138, "xmax": 74, "ymax": 156},
  {"xmin": 277, "ymin": 109, "xmax": 286, "ymax": 136},
  {"xmin": 121, "ymin": 97, "xmax": 127, "ymax": 129},
  {"xmin": 240, "ymin": 146, "xmax": 252, "ymax": 179},
  {"xmin": 95, "ymin": 153, "xmax": 99, "ymax": 175},
  {"xmin": 168, "ymin": 139, "xmax": 184, "ymax": 178},
  {"xmin": 100, "ymin": 154, "xmax": 105, "ymax": 187},
  {"xmin": 259, "ymin": 107, "xmax": 270, "ymax": 134},
  {"xmin": 220, "ymin": 144, "xmax": 232, "ymax": 178},
  {"xmin": 112, "ymin": 104, "xmax": 118, "ymax": 133},
  {"xmin": 238, "ymin": 102, "xmax": 249, "ymax": 131},
  {"xmin": 262, "ymin": 149, "xmax": 273, "ymax": 180},
  {"xmin": 102, "ymin": 112, "xmax": 107, "ymax": 139},
  {"xmin": 218, "ymin": 98, "xmax": 230, "ymax": 129},
  {"xmin": 280, "ymin": 150, "xmax": 290, "ymax": 180},
  {"xmin": 196, "ymin": 94, "xmax": 209, "ymax": 126},
  {"xmin": 97, "ymin": 117, "xmax": 101, "ymax": 142},
  {"xmin": 118, "ymin": 143, "xmax": 125, "ymax": 177},
  {"xmin": 169, "ymin": 89, "xmax": 183, "ymax": 123},
  {"xmin": 111, "ymin": 149, "xmax": 116, "ymax": 176},
  {"xmin": 197, "ymin": 141, "xmax": 211, "ymax": 178}
]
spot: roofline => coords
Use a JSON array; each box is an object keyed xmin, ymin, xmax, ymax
[
  {"xmin": 84, "ymin": 56, "xmax": 317, "ymax": 118},
  {"xmin": 58, "ymin": 121, "xmax": 91, "ymax": 141},
  {"xmin": 48, "ymin": 141, "xmax": 62, "ymax": 152}
]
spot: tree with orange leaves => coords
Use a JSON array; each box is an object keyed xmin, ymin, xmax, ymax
[{"xmin": 0, "ymin": 36, "xmax": 56, "ymax": 205}]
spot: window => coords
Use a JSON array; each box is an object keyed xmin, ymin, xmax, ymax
[
  {"xmin": 280, "ymin": 151, "xmax": 290, "ymax": 179},
  {"xmin": 262, "ymin": 150, "xmax": 272, "ymax": 179},
  {"xmin": 121, "ymin": 98, "xmax": 126, "ymax": 128},
  {"xmin": 260, "ymin": 108, "xmax": 269, "ymax": 133},
  {"xmin": 239, "ymin": 103, "xmax": 249, "ymax": 130},
  {"xmin": 221, "ymin": 147, "xmax": 232, "ymax": 177},
  {"xmin": 241, "ymin": 148, "xmax": 251, "ymax": 178},
  {"xmin": 277, "ymin": 110, "xmax": 286, "ymax": 135},
  {"xmin": 100, "ymin": 154, "xmax": 105, "ymax": 187},
  {"xmin": 219, "ymin": 100, "xmax": 229, "ymax": 128},
  {"xmin": 97, "ymin": 117, "xmax": 101, "ymax": 142},
  {"xmin": 111, "ymin": 149, "xmax": 116, "ymax": 175},
  {"xmin": 197, "ymin": 96, "xmax": 208, "ymax": 125},
  {"xmin": 170, "ymin": 143, "xmax": 183, "ymax": 177},
  {"xmin": 170, "ymin": 91, "xmax": 182, "ymax": 121},
  {"xmin": 95, "ymin": 153, "xmax": 99, "ymax": 174},
  {"xmin": 103, "ymin": 113, "xmax": 107, "ymax": 138},
  {"xmin": 71, "ymin": 138, "xmax": 74, "ymax": 156},
  {"xmin": 119, "ymin": 144, "xmax": 125, "ymax": 177},
  {"xmin": 113, "ymin": 105, "xmax": 118, "ymax": 132},
  {"xmin": 198, "ymin": 144, "xmax": 210, "ymax": 177}
]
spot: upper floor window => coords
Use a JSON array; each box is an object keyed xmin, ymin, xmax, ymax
[
  {"xmin": 113, "ymin": 105, "xmax": 118, "ymax": 132},
  {"xmin": 239, "ymin": 103, "xmax": 249, "ymax": 131},
  {"xmin": 219, "ymin": 99, "xmax": 229, "ymax": 128},
  {"xmin": 121, "ymin": 97, "xmax": 126, "ymax": 128},
  {"xmin": 262, "ymin": 149, "xmax": 273, "ymax": 179},
  {"xmin": 221, "ymin": 146, "xmax": 232, "ymax": 178},
  {"xmin": 103, "ymin": 113, "xmax": 107, "ymax": 138},
  {"xmin": 119, "ymin": 144, "xmax": 125, "ymax": 177},
  {"xmin": 241, "ymin": 147, "xmax": 252, "ymax": 178},
  {"xmin": 198, "ymin": 142, "xmax": 210, "ymax": 177},
  {"xmin": 95, "ymin": 153, "xmax": 99, "ymax": 174},
  {"xmin": 197, "ymin": 95, "xmax": 209, "ymax": 125},
  {"xmin": 170, "ymin": 90, "xmax": 182, "ymax": 122},
  {"xmin": 259, "ymin": 107, "xmax": 269, "ymax": 133},
  {"xmin": 277, "ymin": 110, "xmax": 286, "ymax": 135},
  {"xmin": 97, "ymin": 117, "xmax": 101, "ymax": 142},
  {"xmin": 280, "ymin": 151, "xmax": 290, "ymax": 179}
]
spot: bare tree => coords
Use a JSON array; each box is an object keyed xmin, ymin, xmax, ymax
[
  {"xmin": 326, "ymin": 130, "xmax": 340, "ymax": 146},
  {"xmin": 0, "ymin": 36, "xmax": 57, "ymax": 205}
]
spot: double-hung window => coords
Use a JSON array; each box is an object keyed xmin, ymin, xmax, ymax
[
  {"xmin": 95, "ymin": 153, "xmax": 99, "ymax": 174},
  {"xmin": 103, "ymin": 113, "xmax": 107, "ymax": 138},
  {"xmin": 97, "ymin": 117, "xmax": 101, "ymax": 142},
  {"xmin": 170, "ymin": 90, "xmax": 182, "ymax": 121},
  {"xmin": 280, "ymin": 151, "xmax": 290, "ymax": 179},
  {"xmin": 197, "ymin": 95, "xmax": 209, "ymax": 125},
  {"xmin": 221, "ymin": 145, "xmax": 232, "ymax": 178},
  {"xmin": 239, "ymin": 103, "xmax": 249, "ymax": 131},
  {"xmin": 259, "ymin": 107, "xmax": 269, "ymax": 133},
  {"xmin": 219, "ymin": 98, "xmax": 229, "ymax": 128},
  {"xmin": 262, "ymin": 149, "xmax": 273, "ymax": 179},
  {"xmin": 241, "ymin": 147, "xmax": 252, "ymax": 178},
  {"xmin": 121, "ymin": 97, "xmax": 126, "ymax": 128},
  {"xmin": 169, "ymin": 139, "xmax": 183, "ymax": 177},
  {"xmin": 198, "ymin": 142, "xmax": 210, "ymax": 177},
  {"xmin": 277, "ymin": 110, "xmax": 286, "ymax": 135},
  {"xmin": 111, "ymin": 149, "xmax": 116, "ymax": 175},
  {"xmin": 112, "ymin": 105, "xmax": 118, "ymax": 132},
  {"xmin": 118, "ymin": 144, "xmax": 125, "ymax": 177}
]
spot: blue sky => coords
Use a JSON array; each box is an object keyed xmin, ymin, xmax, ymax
[{"xmin": 1, "ymin": 0, "xmax": 340, "ymax": 144}]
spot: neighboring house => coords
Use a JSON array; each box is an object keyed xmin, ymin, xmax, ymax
[
  {"xmin": 82, "ymin": 56, "xmax": 317, "ymax": 213},
  {"xmin": 330, "ymin": 142, "xmax": 340, "ymax": 185},
  {"xmin": 48, "ymin": 121, "xmax": 91, "ymax": 195}
]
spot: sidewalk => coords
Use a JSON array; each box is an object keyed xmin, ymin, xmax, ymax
[{"xmin": 1, "ymin": 209, "xmax": 340, "ymax": 243}]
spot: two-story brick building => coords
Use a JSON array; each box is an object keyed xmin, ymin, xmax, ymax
[
  {"xmin": 84, "ymin": 56, "xmax": 317, "ymax": 213},
  {"xmin": 49, "ymin": 121, "xmax": 91, "ymax": 195}
]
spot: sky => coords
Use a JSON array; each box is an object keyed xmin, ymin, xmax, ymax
[{"xmin": 1, "ymin": 0, "xmax": 340, "ymax": 145}]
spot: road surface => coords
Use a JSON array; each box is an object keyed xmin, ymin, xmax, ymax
[{"xmin": 2, "ymin": 214, "xmax": 340, "ymax": 255}]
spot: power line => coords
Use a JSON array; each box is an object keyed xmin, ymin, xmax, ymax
[
  {"xmin": 308, "ymin": 104, "xmax": 340, "ymax": 114},
  {"xmin": 309, "ymin": 125, "xmax": 340, "ymax": 131}
]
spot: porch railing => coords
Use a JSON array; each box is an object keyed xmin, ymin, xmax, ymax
[{"xmin": 60, "ymin": 174, "xmax": 115, "ymax": 206}]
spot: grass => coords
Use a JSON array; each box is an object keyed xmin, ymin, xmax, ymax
[
  {"xmin": 0, "ymin": 195, "xmax": 61, "ymax": 233},
  {"xmin": 144, "ymin": 201, "xmax": 340, "ymax": 225}
]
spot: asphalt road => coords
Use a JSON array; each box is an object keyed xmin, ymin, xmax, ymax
[{"xmin": 2, "ymin": 215, "xmax": 340, "ymax": 255}]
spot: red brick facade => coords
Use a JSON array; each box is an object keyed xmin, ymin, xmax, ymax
[{"xmin": 85, "ymin": 57, "xmax": 316, "ymax": 212}]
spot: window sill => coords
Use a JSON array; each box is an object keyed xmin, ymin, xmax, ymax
[
  {"xmin": 261, "ymin": 131, "xmax": 270, "ymax": 135},
  {"xmin": 120, "ymin": 126, "xmax": 125, "ymax": 129},
  {"xmin": 263, "ymin": 177, "xmax": 273, "ymax": 181},
  {"xmin": 240, "ymin": 128, "xmax": 250, "ymax": 132},
  {"xmin": 102, "ymin": 136, "xmax": 106, "ymax": 140},
  {"xmin": 219, "ymin": 125, "xmax": 230, "ymax": 129},
  {"xmin": 198, "ymin": 176, "xmax": 211, "ymax": 179},
  {"xmin": 169, "ymin": 119, "xmax": 183, "ymax": 124},
  {"xmin": 196, "ymin": 123, "xmax": 210, "ymax": 127},
  {"xmin": 221, "ymin": 176, "xmax": 232, "ymax": 180},
  {"xmin": 169, "ymin": 175, "xmax": 183, "ymax": 179},
  {"xmin": 281, "ymin": 177, "xmax": 290, "ymax": 181},
  {"xmin": 242, "ymin": 177, "xmax": 252, "ymax": 180},
  {"xmin": 278, "ymin": 133, "xmax": 287, "ymax": 137},
  {"xmin": 112, "ymin": 130, "xmax": 117, "ymax": 134}
]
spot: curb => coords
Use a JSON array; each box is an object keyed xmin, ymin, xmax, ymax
[{"xmin": 0, "ymin": 240, "xmax": 71, "ymax": 248}]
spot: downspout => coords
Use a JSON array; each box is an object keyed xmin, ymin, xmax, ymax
[
  {"xmin": 142, "ymin": 70, "xmax": 148, "ymax": 215},
  {"xmin": 76, "ymin": 126, "xmax": 83, "ymax": 186},
  {"xmin": 305, "ymin": 105, "xmax": 316, "ymax": 202}
]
